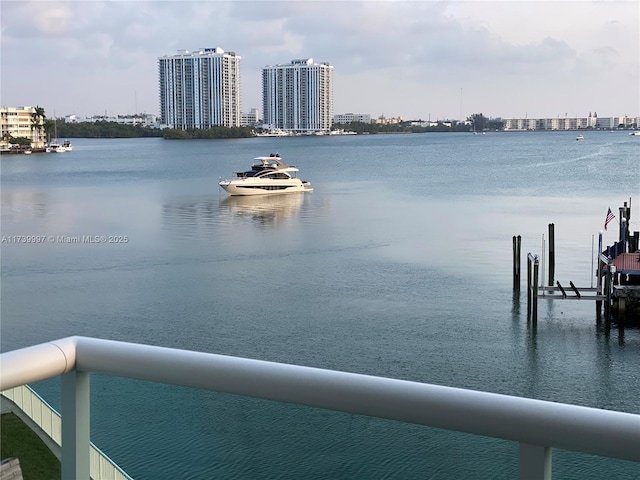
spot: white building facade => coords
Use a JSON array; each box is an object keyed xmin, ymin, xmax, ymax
[
  {"xmin": 241, "ymin": 108, "xmax": 260, "ymax": 127},
  {"xmin": 333, "ymin": 113, "xmax": 371, "ymax": 124},
  {"xmin": 502, "ymin": 113, "xmax": 639, "ymax": 131},
  {"xmin": 0, "ymin": 106, "xmax": 46, "ymax": 149},
  {"xmin": 158, "ymin": 47, "xmax": 241, "ymax": 129},
  {"xmin": 262, "ymin": 58, "xmax": 333, "ymax": 132}
]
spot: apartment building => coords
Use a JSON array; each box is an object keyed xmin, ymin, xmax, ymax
[
  {"xmin": 595, "ymin": 116, "xmax": 640, "ymax": 129},
  {"xmin": 334, "ymin": 113, "xmax": 371, "ymax": 124},
  {"xmin": 262, "ymin": 58, "xmax": 333, "ymax": 132},
  {"xmin": 241, "ymin": 108, "xmax": 260, "ymax": 127},
  {"xmin": 158, "ymin": 47, "xmax": 241, "ymax": 129},
  {"xmin": 0, "ymin": 106, "xmax": 46, "ymax": 149},
  {"xmin": 502, "ymin": 113, "xmax": 639, "ymax": 131}
]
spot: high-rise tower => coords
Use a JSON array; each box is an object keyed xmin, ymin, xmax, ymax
[
  {"xmin": 158, "ymin": 47, "xmax": 241, "ymax": 129},
  {"xmin": 262, "ymin": 58, "xmax": 333, "ymax": 132}
]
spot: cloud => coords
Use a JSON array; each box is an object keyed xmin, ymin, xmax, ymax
[{"xmin": 1, "ymin": 0, "xmax": 637, "ymax": 119}]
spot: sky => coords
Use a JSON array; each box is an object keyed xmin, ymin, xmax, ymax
[{"xmin": 2, "ymin": 0, "xmax": 639, "ymax": 121}]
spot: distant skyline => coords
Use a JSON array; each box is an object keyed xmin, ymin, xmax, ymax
[{"xmin": 2, "ymin": 1, "xmax": 639, "ymax": 121}]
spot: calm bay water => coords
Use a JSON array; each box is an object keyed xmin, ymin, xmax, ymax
[{"xmin": 1, "ymin": 131, "xmax": 639, "ymax": 479}]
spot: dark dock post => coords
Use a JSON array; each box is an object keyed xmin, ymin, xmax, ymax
[
  {"xmin": 527, "ymin": 253, "xmax": 539, "ymax": 323},
  {"xmin": 548, "ymin": 223, "xmax": 555, "ymax": 287},
  {"xmin": 596, "ymin": 232, "xmax": 603, "ymax": 319},
  {"xmin": 631, "ymin": 231, "xmax": 639, "ymax": 254},
  {"xmin": 604, "ymin": 265, "xmax": 614, "ymax": 322},
  {"xmin": 513, "ymin": 235, "xmax": 521, "ymax": 291},
  {"xmin": 620, "ymin": 202, "xmax": 630, "ymax": 248},
  {"xmin": 527, "ymin": 254, "xmax": 532, "ymax": 318}
]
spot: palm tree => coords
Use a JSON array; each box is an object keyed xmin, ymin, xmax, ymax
[
  {"xmin": 30, "ymin": 106, "xmax": 46, "ymax": 146},
  {"xmin": 43, "ymin": 119, "xmax": 55, "ymax": 143}
]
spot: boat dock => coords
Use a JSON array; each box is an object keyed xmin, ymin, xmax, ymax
[{"xmin": 514, "ymin": 201, "xmax": 640, "ymax": 324}]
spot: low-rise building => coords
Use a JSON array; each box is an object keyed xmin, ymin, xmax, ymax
[
  {"xmin": 241, "ymin": 108, "xmax": 260, "ymax": 127},
  {"xmin": 74, "ymin": 114, "xmax": 158, "ymax": 127},
  {"xmin": 334, "ymin": 113, "xmax": 371, "ymax": 124},
  {"xmin": 372, "ymin": 115, "xmax": 403, "ymax": 125},
  {"xmin": 501, "ymin": 113, "xmax": 639, "ymax": 131}
]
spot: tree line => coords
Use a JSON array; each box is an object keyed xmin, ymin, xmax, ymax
[
  {"xmin": 333, "ymin": 114, "xmax": 503, "ymax": 134},
  {"xmin": 56, "ymin": 121, "xmax": 163, "ymax": 138},
  {"xmin": 3, "ymin": 107, "xmax": 503, "ymax": 147},
  {"xmin": 55, "ymin": 122, "xmax": 254, "ymax": 139},
  {"xmin": 162, "ymin": 126, "xmax": 254, "ymax": 139}
]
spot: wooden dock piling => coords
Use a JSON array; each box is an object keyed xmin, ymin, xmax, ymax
[
  {"xmin": 517, "ymin": 200, "xmax": 639, "ymax": 325},
  {"xmin": 527, "ymin": 253, "xmax": 539, "ymax": 323}
]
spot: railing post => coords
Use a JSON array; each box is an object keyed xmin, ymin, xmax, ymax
[
  {"xmin": 61, "ymin": 370, "xmax": 90, "ymax": 480},
  {"xmin": 519, "ymin": 443, "xmax": 552, "ymax": 480}
]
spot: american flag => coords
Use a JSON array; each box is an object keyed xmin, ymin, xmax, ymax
[{"xmin": 604, "ymin": 208, "xmax": 615, "ymax": 231}]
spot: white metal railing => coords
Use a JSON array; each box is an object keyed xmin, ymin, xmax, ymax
[
  {"xmin": 1, "ymin": 385, "xmax": 132, "ymax": 480},
  {"xmin": 1, "ymin": 336, "xmax": 639, "ymax": 480}
]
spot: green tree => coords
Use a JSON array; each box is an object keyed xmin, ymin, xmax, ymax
[
  {"xmin": 9, "ymin": 136, "xmax": 32, "ymax": 146},
  {"xmin": 43, "ymin": 119, "xmax": 56, "ymax": 142},
  {"xmin": 468, "ymin": 113, "xmax": 488, "ymax": 132}
]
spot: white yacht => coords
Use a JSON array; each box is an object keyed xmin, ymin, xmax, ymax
[
  {"xmin": 219, "ymin": 154, "xmax": 313, "ymax": 196},
  {"xmin": 63, "ymin": 139, "xmax": 73, "ymax": 151},
  {"xmin": 47, "ymin": 118, "xmax": 67, "ymax": 153},
  {"xmin": 46, "ymin": 142, "xmax": 66, "ymax": 153}
]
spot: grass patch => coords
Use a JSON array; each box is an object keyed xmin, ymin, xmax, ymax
[{"xmin": 1, "ymin": 412, "xmax": 60, "ymax": 480}]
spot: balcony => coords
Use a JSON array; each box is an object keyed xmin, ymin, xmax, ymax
[{"xmin": 1, "ymin": 336, "xmax": 639, "ymax": 479}]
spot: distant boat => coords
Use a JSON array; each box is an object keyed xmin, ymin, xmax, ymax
[
  {"xmin": 63, "ymin": 139, "xmax": 73, "ymax": 151},
  {"xmin": 46, "ymin": 118, "xmax": 67, "ymax": 153},
  {"xmin": 629, "ymin": 131, "xmax": 640, "ymax": 136},
  {"xmin": 255, "ymin": 129, "xmax": 293, "ymax": 137},
  {"xmin": 576, "ymin": 135, "xmax": 584, "ymax": 141},
  {"xmin": 46, "ymin": 142, "xmax": 65, "ymax": 153}
]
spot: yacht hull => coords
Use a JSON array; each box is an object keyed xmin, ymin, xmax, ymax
[{"xmin": 219, "ymin": 179, "xmax": 312, "ymax": 196}]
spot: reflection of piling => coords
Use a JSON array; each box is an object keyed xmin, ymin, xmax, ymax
[
  {"xmin": 513, "ymin": 235, "xmax": 521, "ymax": 291},
  {"xmin": 548, "ymin": 223, "xmax": 555, "ymax": 286},
  {"xmin": 527, "ymin": 253, "xmax": 539, "ymax": 323}
]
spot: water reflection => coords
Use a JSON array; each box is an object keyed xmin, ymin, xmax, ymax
[
  {"xmin": 161, "ymin": 193, "xmax": 307, "ymax": 239},
  {"xmin": 161, "ymin": 195, "xmax": 221, "ymax": 240},
  {"xmin": 162, "ymin": 196, "xmax": 218, "ymax": 224},
  {"xmin": 1, "ymin": 190, "xmax": 50, "ymax": 220},
  {"xmin": 220, "ymin": 193, "xmax": 305, "ymax": 227}
]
